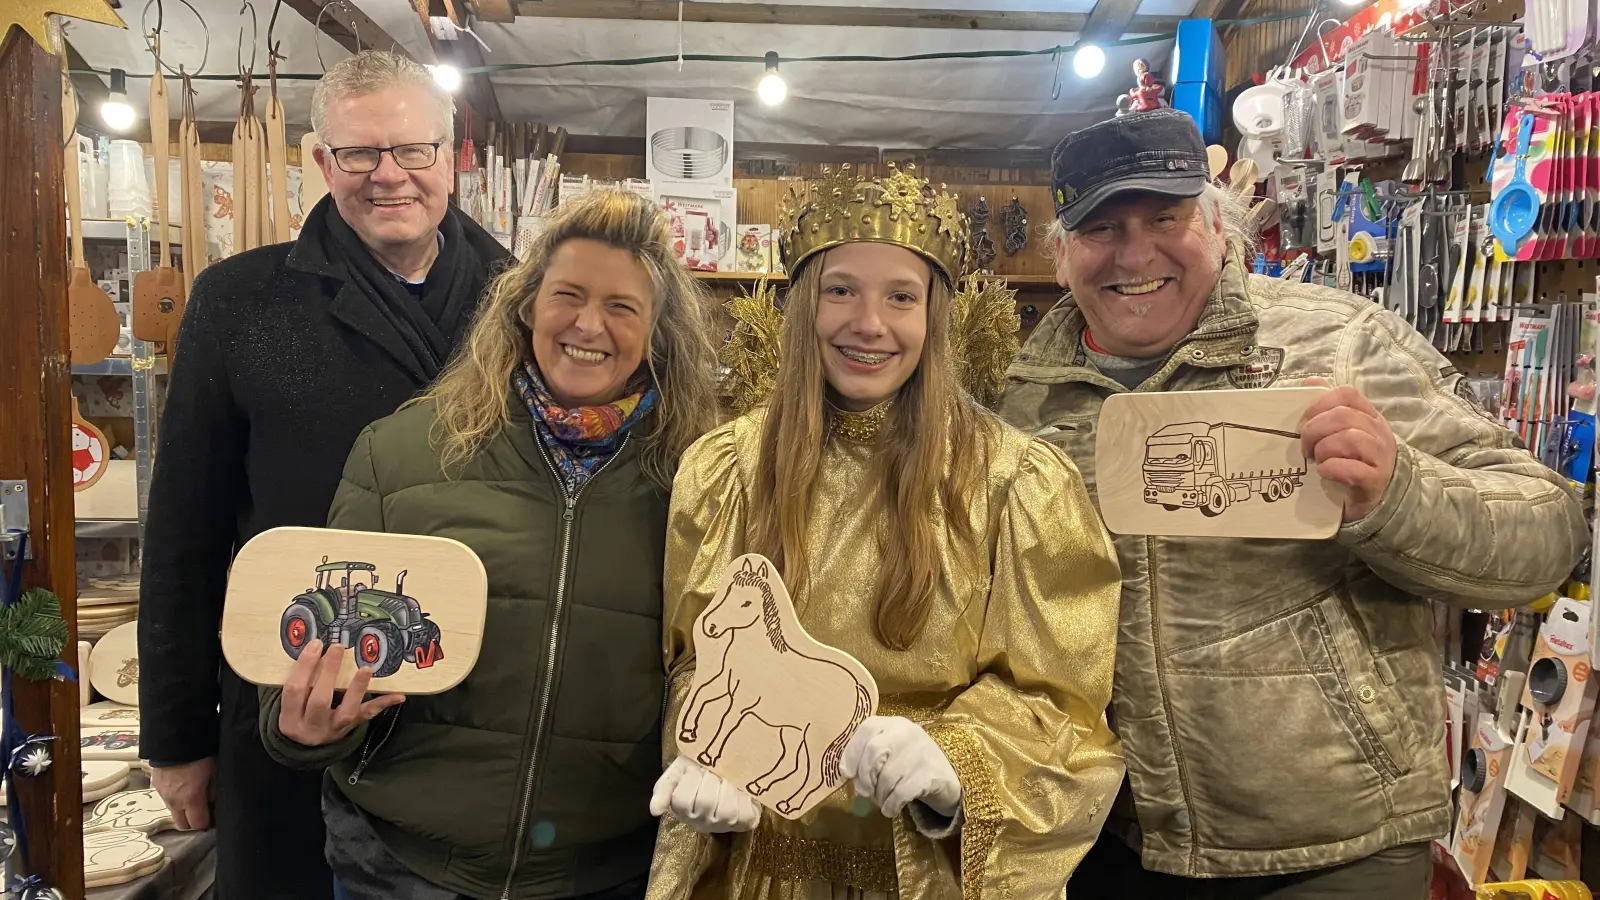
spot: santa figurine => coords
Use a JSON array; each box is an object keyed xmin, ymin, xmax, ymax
[{"xmin": 1116, "ymin": 58, "xmax": 1168, "ymax": 115}]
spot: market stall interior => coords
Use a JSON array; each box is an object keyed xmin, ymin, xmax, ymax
[{"xmin": 5, "ymin": 0, "xmax": 1600, "ymax": 894}]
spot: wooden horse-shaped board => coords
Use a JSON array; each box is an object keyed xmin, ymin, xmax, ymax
[
  {"xmin": 222, "ymin": 526, "xmax": 487, "ymax": 694},
  {"xmin": 677, "ymin": 554, "xmax": 878, "ymax": 820},
  {"xmin": 1093, "ymin": 387, "xmax": 1345, "ymax": 539}
]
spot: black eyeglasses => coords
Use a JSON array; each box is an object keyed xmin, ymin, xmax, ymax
[{"xmin": 325, "ymin": 141, "xmax": 444, "ymax": 174}]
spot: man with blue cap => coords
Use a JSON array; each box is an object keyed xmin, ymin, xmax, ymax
[{"xmin": 998, "ymin": 108, "xmax": 1588, "ymax": 898}]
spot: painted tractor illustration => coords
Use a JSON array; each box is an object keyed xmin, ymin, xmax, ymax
[{"xmin": 280, "ymin": 558, "xmax": 444, "ymax": 677}]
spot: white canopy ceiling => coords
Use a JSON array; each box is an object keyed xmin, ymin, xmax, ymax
[{"xmin": 63, "ymin": 0, "xmax": 1194, "ymax": 149}]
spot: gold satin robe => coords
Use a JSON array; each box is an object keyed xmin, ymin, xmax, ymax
[{"xmin": 646, "ymin": 407, "xmax": 1126, "ymax": 900}]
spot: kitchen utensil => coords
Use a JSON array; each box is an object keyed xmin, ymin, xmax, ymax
[
  {"xmin": 62, "ymin": 71, "xmax": 120, "ymax": 365},
  {"xmin": 267, "ymin": 60, "xmax": 290, "ymax": 244},
  {"xmin": 132, "ymin": 57, "xmax": 185, "ymax": 348},
  {"xmin": 1491, "ymin": 113, "xmax": 1540, "ymax": 251},
  {"xmin": 301, "ymin": 132, "xmax": 328, "ymax": 210}
]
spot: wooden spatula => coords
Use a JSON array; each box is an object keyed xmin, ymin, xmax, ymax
[
  {"xmin": 267, "ymin": 64, "xmax": 290, "ymax": 244},
  {"xmin": 63, "ymin": 73, "xmax": 120, "ymax": 365},
  {"xmin": 132, "ymin": 63, "xmax": 185, "ymax": 349}
]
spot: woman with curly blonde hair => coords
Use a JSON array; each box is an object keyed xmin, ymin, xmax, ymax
[{"xmin": 260, "ymin": 188, "xmax": 720, "ymax": 900}]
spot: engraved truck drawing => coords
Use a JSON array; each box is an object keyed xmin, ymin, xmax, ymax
[
  {"xmin": 1142, "ymin": 421, "xmax": 1307, "ymax": 517},
  {"xmin": 280, "ymin": 557, "xmax": 444, "ymax": 678}
]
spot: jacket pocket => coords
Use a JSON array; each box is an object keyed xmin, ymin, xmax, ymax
[
  {"xmin": 1316, "ymin": 594, "xmax": 1421, "ymax": 779},
  {"xmin": 1159, "ymin": 596, "xmax": 1400, "ymax": 851}
]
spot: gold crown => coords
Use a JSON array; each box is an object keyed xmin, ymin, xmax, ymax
[{"xmin": 777, "ymin": 162, "xmax": 970, "ymax": 283}]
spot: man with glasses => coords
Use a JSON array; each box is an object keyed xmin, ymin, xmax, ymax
[{"xmin": 139, "ymin": 49, "xmax": 509, "ymax": 900}]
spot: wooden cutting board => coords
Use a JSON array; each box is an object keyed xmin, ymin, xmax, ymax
[
  {"xmin": 81, "ymin": 760, "xmax": 133, "ymax": 803},
  {"xmin": 72, "ymin": 397, "xmax": 111, "ymax": 492},
  {"xmin": 132, "ymin": 66, "xmax": 186, "ymax": 347},
  {"xmin": 89, "ymin": 621, "xmax": 140, "ymax": 705},
  {"xmin": 82, "ymin": 701, "xmax": 140, "ymax": 727},
  {"xmin": 84, "ymin": 828, "xmax": 165, "ymax": 887},
  {"xmin": 86, "ymin": 789, "xmax": 174, "ymax": 835},
  {"xmin": 222, "ymin": 526, "xmax": 486, "ymax": 694},
  {"xmin": 81, "ymin": 726, "xmax": 142, "ymax": 763},
  {"xmin": 64, "ymin": 74, "xmax": 119, "ymax": 365}
]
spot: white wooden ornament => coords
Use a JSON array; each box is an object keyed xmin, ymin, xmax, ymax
[
  {"xmin": 677, "ymin": 554, "xmax": 878, "ymax": 820},
  {"xmin": 81, "ymin": 701, "xmax": 139, "ymax": 728},
  {"xmin": 222, "ymin": 527, "xmax": 488, "ymax": 694},
  {"xmin": 82, "ymin": 761, "xmax": 133, "ymax": 803},
  {"xmin": 89, "ymin": 621, "xmax": 140, "ymax": 706},
  {"xmin": 1093, "ymin": 387, "xmax": 1345, "ymax": 539},
  {"xmin": 84, "ymin": 828, "xmax": 164, "ymax": 888},
  {"xmin": 86, "ymin": 789, "xmax": 174, "ymax": 835}
]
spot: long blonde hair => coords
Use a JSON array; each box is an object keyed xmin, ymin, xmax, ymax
[
  {"xmin": 751, "ymin": 255, "xmax": 993, "ymax": 650},
  {"xmin": 422, "ymin": 189, "xmax": 720, "ymax": 489}
]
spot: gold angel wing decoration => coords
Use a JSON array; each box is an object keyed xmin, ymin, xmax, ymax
[
  {"xmin": 951, "ymin": 274, "xmax": 1021, "ymax": 409},
  {"xmin": 719, "ymin": 277, "xmax": 785, "ymax": 416}
]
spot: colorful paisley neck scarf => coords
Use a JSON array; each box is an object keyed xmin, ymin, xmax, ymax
[{"xmin": 512, "ymin": 362, "xmax": 658, "ymax": 496}]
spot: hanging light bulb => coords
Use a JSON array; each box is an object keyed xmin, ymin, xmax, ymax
[
  {"xmin": 100, "ymin": 68, "xmax": 136, "ymax": 132},
  {"xmin": 431, "ymin": 64, "xmax": 463, "ymax": 93},
  {"xmin": 757, "ymin": 51, "xmax": 787, "ymax": 106},
  {"xmin": 1073, "ymin": 44, "xmax": 1106, "ymax": 79}
]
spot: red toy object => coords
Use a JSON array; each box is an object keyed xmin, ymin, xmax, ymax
[{"xmin": 1116, "ymin": 58, "xmax": 1169, "ymax": 115}]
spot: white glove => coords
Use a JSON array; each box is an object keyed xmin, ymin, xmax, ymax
[
  {"xmin": 840, "ymin": 716, "xmax": 962, "ymax": 819},
  {"xmin": 649, "ymin": 757, "xmax": 762, "ymax": 834}
]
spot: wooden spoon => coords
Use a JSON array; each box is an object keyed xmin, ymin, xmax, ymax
[
  {"xmin": 1206, "ymin": 144, "xmax": 1229, "ymax": 181},
  {"xmin": 71, "ymin": 396, "xmax": 112, "ymax": 492},
  {"xmin": 63, "ymin": 76, "xmax": 120, "ymax": 365},
  {"xmin": 266, "ymin": 69, "xmax": 290, "ymax": 243},
  {"xmin": 132, "ymin": 64, "xmax": 185, "ymax": 349}
]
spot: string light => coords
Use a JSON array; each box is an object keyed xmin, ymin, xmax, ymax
[
  {"xmin": 1073, "ymin": 44, "xmax": 1106, "ymax": 79},
  {"xmin": 757, "ymin": 51, "xmax": 786, "ymax": 106},
  {"xmin": 100, "ymin": 68, "xmax": 137, "ymax": 132},
  {"xmin": 431, "ymin": 64, "xmax": 462, "ymax": 92}
]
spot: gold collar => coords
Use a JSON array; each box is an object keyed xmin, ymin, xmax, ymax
[{"xmin": 827, "ymin": 400, "xmax": 892, "ymax": 444}]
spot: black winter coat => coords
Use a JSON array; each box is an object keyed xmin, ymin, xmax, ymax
[{"xmin": 137, "ymin": 201, "xmax": 510, "ymax": 900}]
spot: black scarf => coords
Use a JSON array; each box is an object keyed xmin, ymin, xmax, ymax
[{"xmin": 322, "ymin": 199, "xmax": 493, "ymax": 379}]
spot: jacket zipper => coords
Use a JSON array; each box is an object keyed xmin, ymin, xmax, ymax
[
  {"xmin": 500, "ymin": 433, "xmax": 631, "ymax": 900},
  {"xmin": 347, "ymin": 706, "xmax": 400, "ymax": 784}
]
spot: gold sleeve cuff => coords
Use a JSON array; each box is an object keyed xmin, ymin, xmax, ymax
[{"xmin": 925, "ymin": 723, "xmax": 1002, "ymax": 900}]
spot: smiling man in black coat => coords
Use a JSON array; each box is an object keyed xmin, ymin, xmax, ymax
[{"xmin": 137, "ymin": 49, "xmax": 510, "ymax": 900}]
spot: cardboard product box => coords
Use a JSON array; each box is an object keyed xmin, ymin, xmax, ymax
[
  {"xmin": 735, "ymin": 225, "xmax": 772, "ymax": 274},
  {"xmin": 1519, "ymin": 598, "xmax": 1597, "ymax": 800},
  {"xmin": 646, "ymin": 98, "xmax": 735, "ymax": 189},
  {"xmin": 1454, "ymin": 717, "xmax": 1515, "ymax": 884},
  {"xmin": 655, "ymin": 184, "xmax": 737, "ymax": 272}
]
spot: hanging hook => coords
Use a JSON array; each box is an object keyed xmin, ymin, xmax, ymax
[
  {"xmin": 142, "ymin": 0, "xmax": 209, "ymax": 76},
  {"xmin": 238, "ymin": 0, "xmax": 259, "ymax": 79},
  {"xmin": 314, "ymin": 0, "xmax": 362, "ymax": 74}
]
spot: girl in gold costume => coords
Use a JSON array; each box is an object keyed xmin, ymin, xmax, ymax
[{"xmin": 646, "ymin": 163, "xmax": 1124, "ymax": 899}]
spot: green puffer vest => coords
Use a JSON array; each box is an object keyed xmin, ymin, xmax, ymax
[{"xmin": 262, "ymin": 397, "xmax": 668, "ymax": 899}]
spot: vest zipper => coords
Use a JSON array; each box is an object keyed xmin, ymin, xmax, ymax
[
  {"xmin": 500, "ymin": 432, "xmax": 631, "ymax": 900},
  {"xmin": 347, "ymin": 706, "xmax": 400, "ymax": 785}
]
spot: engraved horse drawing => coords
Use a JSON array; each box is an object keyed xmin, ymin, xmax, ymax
[{"xmin": 678, "ymin": 559, "xmax": 872, "ymax": 816}]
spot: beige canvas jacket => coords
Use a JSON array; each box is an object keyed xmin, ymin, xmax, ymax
[{"xmin": 996, "ymin": 253, "xmax": 1589, "ymax": 878}]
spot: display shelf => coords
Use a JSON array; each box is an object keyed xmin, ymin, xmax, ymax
[
  {"xmin": 72, "ymin": 357, "xmax": 168, "ymax": 377},
  {"xmin": 76, "ymin": 519, "xmax": 142, "ymax": 539},
  {"xmin": 68, "ymin": 218, "xmax": 183, "ymax": 243}
]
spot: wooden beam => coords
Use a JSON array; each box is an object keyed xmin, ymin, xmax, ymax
[
  {"xmin": 280, "ymin": 0, "xmax": 414, "ymax": 58},
  {"xmin": 511, "ymin": 0, "xmax": 1185, "ymax": 34},
  {"xmin": 62, "ymin": 40, "xmax": 107, "ymax": 116},
  {"xmin": 441, "ymin": 34, "xmax": 503, "ymax": 123},
  {"xmin": 470, "ymin": 0, "xmax": 517, "ymax": 23},
  {"xmin": 0, "ymin": 32, "xmax": 87, "ymax": 900},
  {"xmin": 1080, "ymin": 0, "xmax": 1144, "ymax": 41}
]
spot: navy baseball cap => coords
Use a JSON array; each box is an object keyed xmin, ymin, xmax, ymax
[{"xmin": 1050, "ymin": 109, "xmax": 1212, "ymax": 230}]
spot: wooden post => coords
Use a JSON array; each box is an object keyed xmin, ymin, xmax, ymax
[{"xmin": 0, "ymin": 27, "xmax": 86, "ymax": 897}]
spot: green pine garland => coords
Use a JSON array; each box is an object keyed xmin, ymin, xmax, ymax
[{"xmin": 0, "ymin": 589, "xmax": 69, "ymax": 682}]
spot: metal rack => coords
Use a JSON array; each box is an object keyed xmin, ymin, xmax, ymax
[{"xmin": 71, "ymin": 218, "xmax": 163, "ymax": 545}]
